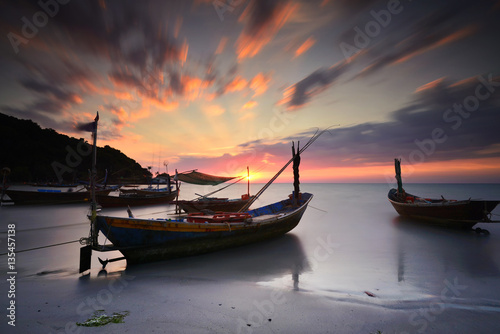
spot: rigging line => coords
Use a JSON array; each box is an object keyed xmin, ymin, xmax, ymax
[
  {"xmin": 0, "ymin": 222, "xmax": 88, "ymax": 234},
  {"xmin": 193, "ymin": 175, "xmax": 246, "ymax": 200},
  {"xmin": 238, "ymin": 128, "xmax": 326, "ymax": 212},
  {"xmin": 134, "ymin": 208, "xmax": 178, "ymax": 217},
  {"xmin": 0, "ymin": 240, "xmax": 80, "ymax": 255},
  {"xmin": 190, "ymin": 165, "xmax": 266, "ymax": 200},
  {"xmin": 309, "ymin": 205, "xmax": 328, "ymax": 213}
]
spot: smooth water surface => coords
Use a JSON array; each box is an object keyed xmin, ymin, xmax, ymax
[{"xmin": 1, "ymin": 183, "xmax": 500, "ymax": 311}]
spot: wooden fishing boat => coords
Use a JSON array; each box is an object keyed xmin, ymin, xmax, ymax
[
  {"xmin": 4, "ymin": 187, "xmax": 112, "ymax": 205},
  {"xmin": 176, "ymin": 170, "xmax": 235, "ymax": 185},
  {"xmin": 96, "ymin": 190, "xmax": 178, "ymax": 208},
  {"xmin": 120, "ymin": 186, "xmax": 173, "ymax": 195},
  {"xmin": 93, "ymin": 192, "xmax": 313, "ymax": 264},
  {"xmin": 388, "ymin": 159, "xmax": 500, "ymax": 229},
  {"xmin": 175, "ymin": 166, "xmax": 254, "ymax": 213},
  {"xmin": 176, "ymin": 195, "xmax": 254, "ymax": 213},
  {"xmin": 78, "ymin": 116, "xmax": 325, "ymax": 272}
]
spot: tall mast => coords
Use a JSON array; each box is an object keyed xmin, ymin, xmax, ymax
[
  {"xmin": 90, "ymin": 112, "xmax": 99, "ymax": 246},
  {"xmin": 394, "ymin": 158, "xmax": 403, "ymax": 194}
]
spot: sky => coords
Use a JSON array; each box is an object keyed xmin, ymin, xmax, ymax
[{"xmin": 1, "ymin": 0, "xmax": 500, "ymax": 183}]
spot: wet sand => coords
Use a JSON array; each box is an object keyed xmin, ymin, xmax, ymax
[
  {"xmin": 2, "ymin": 183, "xmax": 500, "ymax": 333},
  {"xmin": 7, "ymin": 264, "xmax": 500, "ymax": 334}
]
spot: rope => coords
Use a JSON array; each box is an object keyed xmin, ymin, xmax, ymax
[
  {"xmin": 309, "ymin": 205, "xmax": 328, "ymax": 213},
  {"xmin": 238, "ymin": 127, "xmax": 332, "ymax": 212},
  {"xmin": 0, "ymin": 222, "xmax": 87, "ymax": 234},
  {"xmin": 0, "ymin": 239, "xmax": 80, "ymax": 255}
]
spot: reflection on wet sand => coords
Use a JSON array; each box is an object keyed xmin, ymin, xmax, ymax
[
  {"xmin": 393, "ymin": 216, "xmax": 500, "ymax": 283},
  {"xmin": 93, "ymin": 234, "xmax": 310, "ymax": 289}
]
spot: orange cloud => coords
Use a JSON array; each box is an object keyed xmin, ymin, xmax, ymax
[
  {"xmin": 180, "ymin": 39, "xmax": 189, "ymax": 66},
  {"xmin": 249, "ymin": 72, "xmax": 271, "ymax": 97},
  {"xmin": 72, "ymin": 95, "xmax": 83, "ymax": 104},
  {"xmin": 182, "ymin": 76, "xmax": 205, "ymax": 101},
  {"xmin": 415, "ymin": 77, "xmax": 446, "ymax": 93},
  {"xmin": 114, "ymin": 91, "xmax": 134, "ymax": 100},
  {"xmin": 294, "ymin": 36, "xmax": 316, "ymax": 58},
  {"xmin": 215, "ymin": 36, "xmax": 228, "ymax": 55},
  {"xmin": 226, "ymin": 76, "xmax": 248, "ymax": 92},
  {"xmin": 236, "ymin": 2, "xmax": 297, "ymax": 60},
  {"xmin": 111, "ymin": 106, "xmax": 128, "ymax": 124},
  {"xmin": 242, "ymin": 100, "xmax": 258, "ymax": 109},
  {"xmin": 277, "ymin": 85, "xmax": 301, "ymax": 110}
]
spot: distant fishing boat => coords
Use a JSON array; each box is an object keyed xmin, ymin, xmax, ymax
[
  {"xmin": 388, "ymin": 159, "xmax": 500, "ymax": 230},
  {"xmin": 176, "ymin": 195, "xmax": 253, "ymax": 213},
  {"xmin": 175, "ymin": 167, "xmax": 253, "ymax": 213},
  {"xmin": 176, "ymin": 170, "xmax": 235, "ymax": 185},
  {"xmin": 4, "ymin": 187, "xmax": 112, "ymax": 205},
  {"xmin": 120, "ymin": 186, "xmax": 173, "ymax": 195},
  {"xmin": 96, "ymin": 189, "xmax": 178, "ymax": 208},
  {"xmin": 78, "ymin": 117, "xmax": 324, "ymax": 271}
]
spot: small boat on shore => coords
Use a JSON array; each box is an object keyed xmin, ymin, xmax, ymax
[
  {"xmin": 78, "ymin": 117, "xmax": 324, "ymax": 271},
  {"xmin": 90, "ymin": 140, "xmax": 312, "ymax": 265},
  {"xmin": 96, "ymin": 189, "xmax": 178, "ymax": 208},
  {"xmin": 176, "ymin": 195, "xmax": 254, "ymax": 213},
  {"xmin": 120, "ymin": 186, "xmax": 173, "ymax": 195},
  {"xmin": 175, "ymin": 167, "xmax": 254, "ymax": 213},
  {"xmin": 94, "ymin": 192, "xmax": 313, "ymax": 264},
  {"xmin": 388, "ymin": 159, "xmax": 500, "ymax": 229},
  {"xmin": 4, "ymin": 187, "xmax": 112, "ymax": 205}
]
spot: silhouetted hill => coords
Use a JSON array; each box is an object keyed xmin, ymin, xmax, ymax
[{"xmin": 0, "ymin": 113, "xmax": 151, "ymax": 184}]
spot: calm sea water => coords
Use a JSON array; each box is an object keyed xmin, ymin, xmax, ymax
[{"xmin": 1, "ymin": 182, "xmax": 500, "ymax": 309}]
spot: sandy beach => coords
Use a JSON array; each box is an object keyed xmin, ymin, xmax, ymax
[
  {"xmin": 5, "ymin": 263, "xmax": 500, "ymax": 334},
  {"xmin": 2, "ymin": 183, "xmax": 500, "ymax": 333}
]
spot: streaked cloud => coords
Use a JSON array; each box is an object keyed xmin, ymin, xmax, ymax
[
  {"xmin": 294, "ymin": 36, "xmax": 316, "ymax": 58},
  {"xmin": 215, "ymin": 36, "xmax": 229, "ymax": 55},
  {"xmin": 279, "ymin": 61, "xmax": 349, "ymax": 110},
  {"xmin": 203, "ymin": 104, "xmax": 226, "ymax": 117},
  {"xmin": 242, "ymin": 100, "xmax": 258, "ymax": 109},
  {"xmin": 236, "ymin": 0, "xmax": 297, "ymax": 59}
]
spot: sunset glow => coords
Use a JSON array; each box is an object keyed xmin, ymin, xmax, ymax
[{"xmin": 1, "ymin": 0, "xmax": 499, "ymax": 183}]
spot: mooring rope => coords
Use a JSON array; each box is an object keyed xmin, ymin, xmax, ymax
[{"xmin": 0, "ymin": 239, "xmax": 80, "ymax": 255}]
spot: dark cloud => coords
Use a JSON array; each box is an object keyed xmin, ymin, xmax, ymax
[
  {"xmin": 108, "ymin": 69, "xmax": 143, "ymax": 89},
  {"xmin": 169, "ymin": 72, "xmax": 184, "ymax": 95},
  {"xmin": 315, "ymin": 75, "xmax": 500, "ymax": 165},
  {"xmin": 243, "ymin": 75, "xmax": 500, "ymax": 169},
  {"xmin": 281, "ymin": 62, "xmax": 349, "ymax": 109},
  {"xmin": 20, "ymin": 78, "xmax": 79, "ymax": 103},
  {"xmin": 243, "ymin": 0, "xmax": 288, "ymax": 35},
  {"xmin": 351, "ymin": 0, "xmax": 498, "ymax": 79},
  {"xmin": 49, "ymin": 0, "xmax": 185, "ymax": 71},
  {"xmin": 328, "ymin": 0, "xmax": 383, "ymax": 16}
]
